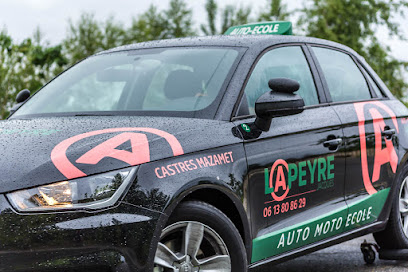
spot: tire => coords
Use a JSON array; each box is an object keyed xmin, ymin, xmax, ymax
[
  {"xmin": 153, "ymin": 200, "xmax": 247, "ymax": 272},
  {"xmin": 374, "ymin": 165, "xmax": 408, "ymax": 249}
]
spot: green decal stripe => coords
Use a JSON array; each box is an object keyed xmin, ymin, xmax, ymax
[
  {"xmin": 343, "ymin": 188, "xmax": 390, "ymax": 231},
  {"xmin": 251, "ymin": 188, "xmax": 390, "ymax": 263}
]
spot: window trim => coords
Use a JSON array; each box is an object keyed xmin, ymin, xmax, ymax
[
  {"xmin": 231, "ymin": 43, "xmax": 324, "ymax": 120},
  {"xmin": 303, "ymin": 45, "xmax": 329, "ymax": 104},
  {"xmin": 231, "ymin": 96, "xmax": 392, "ymax": 122},
  {"xmin": 306, "ymin": 44, "xmax": 333, "ymax": 102},
  {"xmin": 231, "ymin": 103, "xmax": 329, "ymax": 122},
  {"xmin": 232, "ymin": 43, "xmax": 391, "ymax": 122}
]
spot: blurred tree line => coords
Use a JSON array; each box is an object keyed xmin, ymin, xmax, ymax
[{"xmin": 0, "ymin": 0, "xmax": 407, "ymax": 118}]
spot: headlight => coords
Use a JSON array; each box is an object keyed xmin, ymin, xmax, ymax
[{"xmin": 7, "ymin": 167, "xmax": 137, "ymax": 212}]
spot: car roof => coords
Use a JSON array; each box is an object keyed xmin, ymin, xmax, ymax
[{"xmin": 101, "ymin": 35, "xmax": 360, "ymax": 58}]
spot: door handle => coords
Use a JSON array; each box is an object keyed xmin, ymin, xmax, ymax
[
  {"xmin": 382, "ymin": 127, "xmax": 395, "ymax": 140},
  {"xmin": 323, "ymin": 138, "xmax": 342, "ymax": 150}
]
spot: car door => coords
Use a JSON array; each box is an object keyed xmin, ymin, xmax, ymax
[
  {"xmin": 310, "ymin": 46, "xmax": 400, "ymax": 232},
  {"xmin": 234, "ymin": 45, "xmax": 347, "ymax": 263}
]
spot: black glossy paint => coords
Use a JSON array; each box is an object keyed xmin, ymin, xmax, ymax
[
  {"xmin": 245, "ymin": 106, "xmax": 346, "ymax": 248},
  {"xmin": 1, "ymin": 34, "xmax": 408, "ymax": 271},
  {"xmin": 0, "ymin": 116, "xmax": 240, "ymax": 193},
  {"xmin": 333, "ymin": 101, "xmax": 397, "ymax": 203},
  {"xmin": 0, "ymin": 194, "xmax": 162, "ymax": 271}
]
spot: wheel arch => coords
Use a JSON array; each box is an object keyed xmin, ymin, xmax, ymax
[
  {"xmin": 163, "ymin": 183, "xmax": 252, "ymax": 263},
  {"xmin": 374, "ymin": 150, "xmax": 408, "ymax": 247},
  {"xmin": 377, "ymin": 150, "xmax": 408, "ymax": 223}
]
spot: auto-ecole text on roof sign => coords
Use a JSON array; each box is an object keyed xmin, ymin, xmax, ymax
[{"xmin": 224, "ymin": 21, "xmax": 292, "ymax": 36}]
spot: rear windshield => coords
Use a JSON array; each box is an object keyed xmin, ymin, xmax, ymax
[{"xmin": 13, "ymin": 47, "xmax": 240, "ymax": 119}]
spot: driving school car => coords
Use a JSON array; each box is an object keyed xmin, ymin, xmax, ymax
[{"xmin": 1, "ymin": 21, "xmax": 408, "ymax": 272}]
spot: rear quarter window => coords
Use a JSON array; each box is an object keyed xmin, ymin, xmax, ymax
[{"xmin": 361, "ymin": 67, "xmax": 385, "ymax": 98}]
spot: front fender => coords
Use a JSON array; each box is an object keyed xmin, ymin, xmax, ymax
[{"xmin": 122, "ymin": 143, "xmax": 250, "ymax": 268}]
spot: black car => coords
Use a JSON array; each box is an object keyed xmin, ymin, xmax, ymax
[{"xmin": 1, "ymin": 21, "xmax": 408, "ymax": 272}]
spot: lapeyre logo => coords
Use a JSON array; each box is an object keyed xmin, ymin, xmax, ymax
[
  {"xmin": 354, "ymin": 101, "xmax": 399, "ymax": 195},
  {"xmin": 265, "ymin": 156, "xmax": 335, "ymax": 201},
  {"xmin": 51, "ymin": 127, "xmax": 184, "ymax": 179}
]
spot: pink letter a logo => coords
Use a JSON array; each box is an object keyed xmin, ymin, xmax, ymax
[
  {"xmin": 76, "ymin": 132, "xmax": 150, "ymax": 166},
  {"xmin": 354, "ymin": 101, "xmax": 399, "ymax": 195}
]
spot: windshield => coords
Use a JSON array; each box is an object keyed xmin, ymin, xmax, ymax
[{"xmin": 13, "ymin": 47, "xmax": 240, "ymax": 119}]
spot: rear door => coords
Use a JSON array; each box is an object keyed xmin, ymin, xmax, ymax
[
  {"xmin": 235, "ymin": 45, "xmax": 347, "ymax": 263},
  {"xmin": 310, "ymin": 46, "xmax": 400, "ymax": 232}
]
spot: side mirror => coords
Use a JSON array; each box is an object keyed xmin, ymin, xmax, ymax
[
  {"xmin": 16, "ymin": 89, "xmax": 31, "ymax": 103},
  {"xmin": 254, "ymin": 78, "xmax": 304, "ymax": 131},
  {"xmin": 9, "ymin": 89, "xmax": 31, "ymax": 116}
]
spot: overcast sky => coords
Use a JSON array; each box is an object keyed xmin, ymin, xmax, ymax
[{"xmin": 1, "ymin": 0, "xmax": 407, "ymax": 61}]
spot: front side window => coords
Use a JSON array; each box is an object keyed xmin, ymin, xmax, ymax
[
  {"xmin": 242, "ymin": 46, "xmax": 319, "ymax": 116},
  {"xmin": 13, "ymin": 47, "xmax": 240, "ymax": 119},
  {"xmin": 312, "ymin": 47, "xmax": 372, "ymax": 102}
]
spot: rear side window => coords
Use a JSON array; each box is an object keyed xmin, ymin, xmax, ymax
[
  {"xmin": 312, "ymin": 47, "xmax": 371, "ymax": 102},
  {"xmin": 243, "ymin": 46, "xmax": 319, "ymax": 115}
]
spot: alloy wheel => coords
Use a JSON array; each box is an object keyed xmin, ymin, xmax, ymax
[
  {"xmin": 153, "ymin": 221, "xmax": 231, "ymax": 272},
  {"xmin": 399, "ymin": 177, "xmax": 408, "ymax": 238}
]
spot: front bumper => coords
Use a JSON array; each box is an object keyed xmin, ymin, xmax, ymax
[{"xmin": 0, "ymin": 194, "xmax": 162, "ymax": 272}]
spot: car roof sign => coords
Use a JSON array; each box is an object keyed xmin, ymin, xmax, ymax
[{"xmin": 224, "ymin": 21, "xmax": 292, "ymax": 36}]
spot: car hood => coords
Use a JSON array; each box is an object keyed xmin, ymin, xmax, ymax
[{"xmin": 0, "ymin": 116, "xmax": 240, "ymax": 193}]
